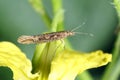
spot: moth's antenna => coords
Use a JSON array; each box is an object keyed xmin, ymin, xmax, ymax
[
  {"xmin": 71, "ymin": 22, "xmax": 86, "ymax": 32},
  {"xmin": 70, "ymin": 21, "xmax": 93, "ymax": 37},
  {"xmin": 74, "ymin": 32, "xmax": 94, "ymax": 37}
]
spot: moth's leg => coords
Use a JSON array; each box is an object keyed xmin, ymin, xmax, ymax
[
  {"xmin": 52, "ymin": 39, "xmax": 65, "ymax": 58},
  {"xmin": 60, "ymin": 39, "xmax": 65, "ymax": 50}
]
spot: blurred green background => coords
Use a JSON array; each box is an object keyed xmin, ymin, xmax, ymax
[{"xmin": 0, "ymin": 0, "xmax": 118, "ymax": 80}]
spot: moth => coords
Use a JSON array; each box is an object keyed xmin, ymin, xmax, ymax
[{"xmin": 17, "ymin": 23, "xmax": 93, "ymax": 44}]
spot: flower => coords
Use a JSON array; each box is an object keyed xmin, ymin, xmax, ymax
[
  {"xmin": 0, "ymin": 41, "xmax": 38, "ymax": 80},
  {"xmin": 0, "ymin": 41, "xmax": 112, "ymax": 80}
]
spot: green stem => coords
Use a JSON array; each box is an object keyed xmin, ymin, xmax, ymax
[
  {"xmin": 38, "ymin": 43, "xmax": 55, "ymax": 79},
  {"xmin": 50, "ymin": 9, "xmax": 64, "ymax": 32},
  {"xmin": 29, "ymin": 0, "xmax": 51, "ymax": 28},
  {"xmin": 52, "ymin": 0, "xmax": 62, "ymax": 14},
  {"xmin": 76, "ymin": 71, "xmax": 93, "ymax": 80},
  {"xmin": 114, "ymin": 0, "xmax": 120, "ymax": 19},
  {"xmin": 102, "ymin": 32, "xmax": 120, "ymax": 80},
  {"xmin": 41, "ymin": 12, "xmax": 52, "ymax": 28},
  {"xmin": 32, "ymin": 43, "xmax": 46, "ymax": 73},
  {"xmin": 110, "ymin": 57, "xmax": 120, "ymax": 80},
  {"xmin": 51, "ymin": 0, "xmax": 64, "ymax": 32}
]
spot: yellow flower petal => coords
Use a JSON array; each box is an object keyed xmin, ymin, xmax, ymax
[
  {"xmin": 0, "ymin": 42, "xmax": 38, "ymax": 80},
  {"xmin": 49, "ymin": 50, "xmax": 112, "ymax": 80}
]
